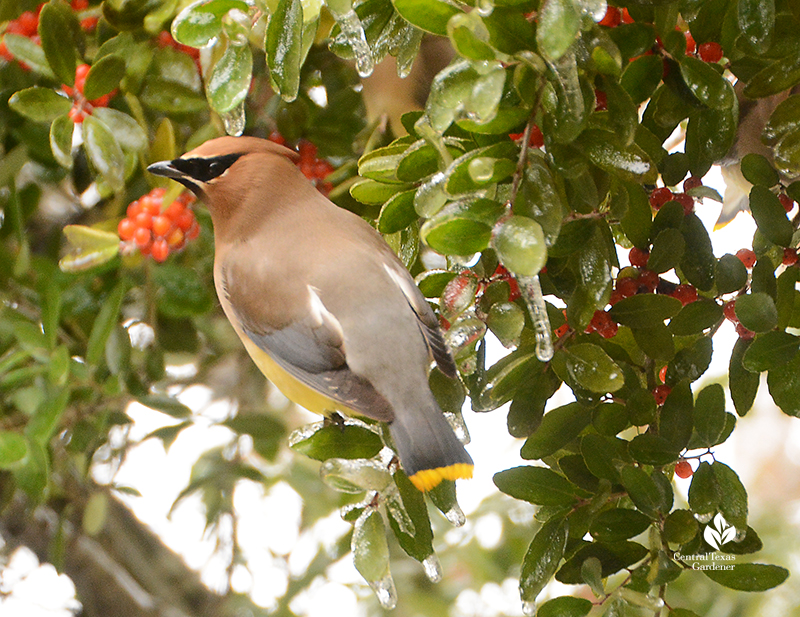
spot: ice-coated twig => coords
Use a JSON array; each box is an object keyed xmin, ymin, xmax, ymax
[{"xmin": 518, "ymin": 274, "xmax": 554, "ymax": 361}]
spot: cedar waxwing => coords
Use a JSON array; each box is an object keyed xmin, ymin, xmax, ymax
[{"xmin": 147, "ymin": 136, "xmax": 473, "ymax": 491}]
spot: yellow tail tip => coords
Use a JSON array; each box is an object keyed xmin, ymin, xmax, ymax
[{"xmin": 409, "ymin": 463, "xmax": 474, "ymax": 492}]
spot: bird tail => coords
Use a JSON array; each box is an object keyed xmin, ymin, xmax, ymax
[{"xmin": 388, "ymin": 400, "xmax": 473, "ymax": 492}]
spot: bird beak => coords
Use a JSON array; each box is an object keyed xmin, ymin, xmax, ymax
[{"xmin": 147, "ymin": 160, "xmax": 183, "ymax": 179}]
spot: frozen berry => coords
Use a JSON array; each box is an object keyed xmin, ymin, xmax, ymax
[
  {"xmin": 649, "ymin": 187, "xmax": 674, "ymax": 210},
  {"xmin": 672, "ymin": 284, "xmax": 698, "ymax": 306},
  {"xmin": 653, "ymin": 384, "xmax": 671, "ymax": 406},
  {"xmin": 554, "ymin": 323, "xmax": 570, "ymax": 338},
  {"xmin": 783, "ymin": 248, "xmax": 798, "ymax": 266},
  {"xmin": 598, "ymin": 6, "xmax": 621, "ymax": 27},
  {"xmin": 675, "ymin": 460, "xmax": 693, "ymax": 478},
  {"xmin": 589, "ymin": 310, "xmax": 618, "ymax": 339},
  {"xmin": 629, "ymin": 247, "xmax": 650, "ymax": 268},
  {"xmin": 698, "ymin": 41, "xmax": 723, "ymax": 63},
  {"xmin": 736, "ymin": 248, "xmax": 757, "ymax": 269},
  {"xmin": 683, "ymin": 176, "xmax": 702, "ymax": 191},
  {"xmin": 638, "ymin": 269, "xmax": 659, "ymax": 292},
  {"xmin": 779, "ymin": 194, "xmax": 794, "ymax": 213},
  {"xmin": 674, "ymin": 192, "xmax": 695, "ymax": 216}
]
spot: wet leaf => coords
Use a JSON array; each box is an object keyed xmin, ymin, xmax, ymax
[
  {"xmin": 704, "ymin": 563, "xmax": 788, "ymax": 592},
  {"xmin": 767, "ymin": 351, "xmax": 800, "ymax": 417},
  {"xmin": 742, "ymin": 331, "xmax": 800, "ymax": 372},
  {"xmin": 290, "ymin": 422, "xmax": 382, "ymax": 461},
  {"xmin": 207, "ymin": 42, "xmax": 252, "ymax": 113},
  {"xmin": 679, "ymin": 56, "xmax": 734, "ymax": 109},
  {"xmin": 519, "ymin": 518, "xmax": 568, "ymax": 603},
  {"xmin": 39, "ymin": 1, "xmax": 81, "ymax": 86},
  {"xmin": 749, "ymin": 185, "xmax": 793, "ymax": 247},
  {"xmin": 267, "ymin": 0, "xmax": 303, "ymax": 102},
  {"xmin": 391, "ymin": 0, "xmax": 462, "ymax": 37},
  {"xmin": 609, "ymin": 294, "xmax": 682, "ymax": 329},
  {"xmin": 172, "ymin": 0, "xmax": 249, "ymax": 48},
  {"xmin": 492, "ymin": 215, "xmax": 547, "ymax": 277},
  {"xmin": 493, "ymin": 466, "xmax": 581, "ymax": 506},
  {"xmin": 537, "ymin": 0, "xmax": 580, "ymax": 61},
  {"xmin": 730, "ymin": 338, "xmax": 759, "ymax": 416},
  {"xmin": 536, "ymin": 596, "xmax": 592, "ymax": 617},
  {"xmin": 562, "ymin": 344, "xmax": 625, "ymax": 393},
  {"xmin": 59, "ymin": 225, "xmax": 120, "ymax": 273},
  {"xmin": 520, "ymin": 402, "xmax": 591, "ymax": 460},
  {"xmin": 83, "ymin": 116, "xmax": 125, "ymax": 192},
  {"xmin": 8, "ymin": 88, "xmax": 72, "ymax": 123},
  {"xmin": 590, "ymin": 508, "xmax": 651, "ymax": 542}
]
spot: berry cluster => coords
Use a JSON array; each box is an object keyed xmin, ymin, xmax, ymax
[
  {"xmin": 1, "ymin": 1, "xmax": 96, "ymax": 64},
  {"xmin": 648, "ymin": 183, "xmax": 697, "ymax": 216},
  {"xmin": 63, "ymin": 63, "xmax": 115, "ymax": 123},
  {"xmin": 118, "ymin": 189, "xmax": 199, "ymax": 263},
  {"xmin": 267, "ymin": 132, "xmax": 335, "ymax": 196}
]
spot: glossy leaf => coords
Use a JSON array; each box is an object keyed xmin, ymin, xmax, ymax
[
  {"xmin": 207, "ymin": 42, "xmax": 252, "ymax": 113},
  {"xmin": 493, "ymin": 466, "xmax": 581, "ymax": 506},
  {"xmin": 520, "ymin": 402, "xmax": 591, "ymax": 460},
  {"xmin": 729, "ymin": 338, "xmax": 759, "ymax": 416},
  {"xmin": 715, "ymin": 254, "xmax": 748, "ymax": 294},
  {"xmin": 679, "ymin": 56, "xmax": 734, "ymax": 110},
  {"xmin": 8, "ymin": 88, "xmax": 72, "ymax": 123},
  {"xmin": 172, "ymin": 0, "xmax": 249, "ymax": 48},
  {"xmin": 562, "ymin": 344, "xmax": 625, "ymax": 393},
  {"xmin": 92, "ymin": 108, "xmax": 147, "ymax": 152},
  {"xmin": 38, "ymin": 1, "xmax": 81, "ymax": 86},
  {"xmin": 391, "ymin": 0, "xmax": 462, "ymax": 37},
  {"xmin": 520, "ymin": 518, "xmax": 567, "ymax": 603},
  {"xmin": 704, "ymin": 563, "xmax": 788, "ymax": 592},
  {"xmin": 536, "ymin": 596, "xmax": 592, "ymax": 617},
  {"xmin": 734, "ymin": 292, "xmax": 778, "ymax": 333},
  {"xmin": 3, "ymin": 34, "xmax": 55, "ymax": 78},
  {"xmin": 767, "ymin": 351, "xmax": 800, "ymax": 417},
  {"xmin": 84, "ymin": 55, "xmax": 126, "ymax": 101},
  {"xmin": 267, "ymin": 0, "xmax": 303, "ymax": 102},
  {"xmin": 59, "ymin": 225, "xmax": 120, "ymax": 273},
  {"xmin": 579, "ymin": 130, "xmax": 657, "ymax": 184},
  {"xmin": 537, "ymin": 0, "xmax": 580, "ymax": 61},
  {"xmin": 749, "ymin": 185, "xmax": 793, "ymax": 247},
  {"xmin": 609, "ymin": 294, "xmax": 682, "ymax": 329},
  {"xmin": 680, "ymin": 213, "xmax": 716, "ymax": 291},
  {"xmin": 669, "ymin": 299, "xmax": 723, "ymax": 336},
  {"xmin": 742, "ymin": 331, "xmax": 800, "ymax": 372},
  {"xmin": 492, "ymin": 215, "xmax": 547, "ymax": 277},
  {"xmin": 693, "ymin": 384, "xmax": 728, "ymax": 448},
  {"xmin": 83, "ymin": 116, "xmax": 125, "ymax": 192}
]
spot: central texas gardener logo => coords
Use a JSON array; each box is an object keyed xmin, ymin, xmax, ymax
[{"xmin": 703, "ymin": 513, "xmax": 736, "ymax": 550}]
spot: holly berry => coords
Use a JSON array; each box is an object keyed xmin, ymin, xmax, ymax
[
  {"xmin": 684, "ymin": 32, "xmax": 697, "ymax": 55},
  {"xmin": 629, "ymin": 247, "xmax": 650, "ymax": 268},
  {"xmin": 736, "ymin": 248, "xmax": 757, "ymax": 269},
  {"xmin": 723, "ymin": 299, "xmax": 738, "ymax": 323},
  {"xmin": 621, "ymin": 7, "xmax": 634, "ymax": 23},
  {"xmin": 659, "ymin": 365, "xmax": 668, "ymax": 383},
  {"xmin": 587, "ymin": 310, "xmax": 618, "ymax": 339},
  {"xmin": 638, "ymin": 269, "xmax": 659, "ymax": 293},
  {"xmin": 779, "ymin": 194, "xmax": 794, "ymax": 213},
  {"xmin": 554, "ymin": 323, "xmax": 570, "ymax": 338},
  {"xmin": 674, "ymin": 192, "xmax": 695, "ymax": 216},
  {"xmin": 595, "ymin": 90, "xmax": 608, "ymax": 112},
  {"xmin": 675, "ymin": 460, "xmax": 693, "ymax": 478},
  {"xmin": 598, "ymin": 6, "xmax": 621, "ymax": 27},
  {"xmin": 698, "ymin": 41, "xmax": 724, "ymax": 63},
  {"xmin": 653, "ymin": 385, "xmax": 671, "ymax": 406},
  {"xmin": 783, "ymin": 248, "xmax": 798, "ymax": 266},
  {"xmin": 649, "ymin": 187, "xmax": 674, "ymax": 210},
  {"xmin": 672, "ymin": 284, "xmax": 698, "ymax": 306},
  {"xmin": 683, "ymin": 176, "xmax": 702, "ymax": 192},
  {"xmin": 616, "ymin": 276, "xmax": 639, "ymax": 299}
]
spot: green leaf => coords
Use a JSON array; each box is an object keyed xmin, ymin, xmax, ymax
[
  {"xmin": 520, "ymin": 402, "xmax": 591, "ymax": 460},
  {"xmin": 447, "ymin": 12, "xmax": 497, "ymax": 61},
  {"xmin": 140, "ymin": 79, "xmax": 207, "ymax": 114},
  {"xmin": 738, "ymin": 0, "xmax": 774, "ymax": 52},
  {"xmin": 767, "ymin": 351, "xmax": 800, "ymax": 417},
  {"xmin": 536, "ymin": 596, "xmax": 592, "ymax": 617},
  {"xmin": 715, "ymin": 254, "xmax": 748, "ymax": 294},
  {"xmin": 621, "ymin": 465, "xmax": 663, "ymax": 516},
  {"xmin": 153, "ymin": 265, "xmax": 214, "ymax": 318},
  {"xmin": 688, "ymin": 461, "xmax": 748, "ymax": 529},
  {"xmin": 609, "ymin": 294, "xmax": 682, "ymax": 329},
  {"xmin": 352, "ymin": 509, "xmax": 390, "ymax": 583},
  {"xmin": 693, "ymin": 384, "xmax": 728, "ymax": 448},
  {"xmin": 680, "ymin": 213, "xmax": 716, "ymax": 291},
  {"xmin": 421, "ymin": 198, "xmax": 505, "ymax": 256},
  {"xmin": 493, "ymin": 466, "xmax": 581, "ymax": 506},
  {"xmin": 0, "ymin": 431, "xmax": 28, "ymax": 469},
  {"xmin": 514, "ymin": 152, "xmax": 567, "ymax": 247},
  {"xmin": 744, "ymin": 53, "xmax": 800, "ymax": 99},
  {"xmin": 685, "ymin": 106, "xmax": 737, "ymax": 178},
  {"xmin": 763, "ymin": 95, "xmax": 800, "ymax": 146},
  {"xmin": 391, "ymin": 0, "xmax": 462, "ymax": 37},
  {"xmin": 83, "ymin": 55, "xmax": 126, "ymax": 101},
  {"xmin": 519, "ymin": 518, "xmax": 568, "ymax": 603},
  {"xmin": 476, "ymin": 349, "xmax": 542, "ymax": 411},
  {"xmin": 669, "ymin": 299, "xmax": 723, "ymax": 336},
  {"xmin": 59, "ymin": 225, "xmax": 120, "ymax": 273},
  {"xmin": 92, "ymin": 108, "xmax": 147, "ymax": 152},
  {"xmin": 749, "ymin": 185, "xmax": 793, "ymax": 247},
  {"xmin": 389, "ymin": 471, "xmax": 434, "ymax": 563},
  {"xmin": 492, "ymin": 215, "xmax": 547, "ymax": 277},
  {"xmin": 581, "ymin": 434, "xmax": 627, "ymax": 482},
  {"xmin": 679, "ymin": 56, "xmax": 734, "ymax": 110},
  {"xmin": 666, "ymin": 336, "xmax": 712, "ymax": 385},
  {"xmin": 49, "ymin": 114, "xmax": 75, "ymax": 169},
  {"xmin": 629, "ymin": 434, "xmax": 681, "ymax": 466},
  {"xmin": 83, "ymin": 115, "xmax": 125, "ymax": 192},
  {"xmin": 556, "ymin": 540, "xmax": 648, "ymax": 584},
  {"xmin": 87, "ymin": 281, "xmax": 127, "ymax": 368},
  {"xmin": 378, "ymin": 190, "xmax": 417, "ymax": 234},
  {"xmin": 621, "ymin": 55, "xmax": 664, "ymax": 105},
  {"xmin": 621, "ymin": 182, "xmax": 653, "ymax": 248},
  {"xmin": 579, "ymin": 130, "xmax": 657, "ymax": 184},
  {"xmin": 137, "ymin": 394, "xmax": 193, "ymax": 419},
  {"xmin": 730, "ymin": 338, "xmax": 759, "ymax": 416},
  {"xmin": 590, "ymin": 508, "xmax": 651, "ymax": 542},
  {"xmin": 350, "ymin": 179, "xmax": 407, "ymax": 205},
  {"xmin": 663, "ymin": 509, "xmax": 699, "ymax": 544},
  {"xmin": 267, "ymin": 0, "xmax": 303, "ymax": 102},
  {"xmin": 740, "ymin": 153, "xmax": 779, "ymax": 187},
  {"xmin": 704, "ymin": 563, "xmax": 788, "ymax": 592},
  {"xmin": 358, "ymin": 143, "xmax": 409, "ymax": 183},
  {"xmin": 742, "ymin": 331, "xmax": 800, "ymax": 372},
  {"xmin": 734, "ymin": 292, "xmax": 778, "ymax": 332},
  {"xmin": 647, "ymin": 227, "xmax": 685, "ymax": 274},
  {"xmin": 487, "ymin": 301, "xmax": 525, "ymax": 346},
  {"xmin": 290, "ymin": 422, "xmax": 382, "ymax": 461},
  {"xmin": 445, "ymin": 142, "xmax": 517, "ymax": 195},
  {"xmin": 172, "ymin": 0, "xmax": 250, "ymax": 48},
  {"xmin": 537, "ymin": 0, "xmax": 580, "ymax": 60},
  {"xmin": 8, "ymin": 88, "xmax": 72, "ymax": 123},
  {"xmin": 3, "ymin": 34, "xmax": 55, "ymax": 78},
  {"xmin": 563, "ymin": 344, "xmax": 625, "ymax": 393},
  {"xmin": 38, "ymin": 1, "xmax": 81, "ymax": 86},
  {"xmin": 208, "ymin": 43, "xmax": 252, "ymax": 114}
]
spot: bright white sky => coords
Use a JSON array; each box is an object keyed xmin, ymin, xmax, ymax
[{"xmin": 3, "ymin": 167, "xmax": 799, "ymax": 617}]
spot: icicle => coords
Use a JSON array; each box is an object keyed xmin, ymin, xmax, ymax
[
  {"xmin": 734, "ymin": 528, "xmax": 747, "ymax": 542},
  {"xmin": 521, "ymin": 601, "xmax": 537, "ymax": 616},
  {"xmin": 517, "ymin": 275, "xmax": 554, "ymax": 362},
  {"xmin": 369, "ymin": 573, "xmax": 398, "ymax": 610},
  {"xmin": 328, "ymin": 0, "xmax": 374, "ymax": 77},
  {"xmin": 220, "ymin": 101, "xmax": 246, "ymax": 136},
  {"xmin": 422, "ymin": 554, "xmax": 442, "ymax": 583},
  {"xmin": 443, "ymin": 502, "xmax": 466, "ymax": 528}
]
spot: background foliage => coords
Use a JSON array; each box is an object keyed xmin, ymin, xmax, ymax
[{"xmin": 1, "ymin": 0, "xmax": 800, "ymax": 615}]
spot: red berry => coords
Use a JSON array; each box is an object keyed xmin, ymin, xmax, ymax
[
  {"xmin": 779, "ymin": 194, "xmax": 794, "ymax": 213},
  {"xmin": 649, "ymin": 187, "xmax": 674, "ymax": 210},
  {"xmin": 675, "ymin": 460, "xmax": 693, "ymax": 478},
  {"xmin": 140, "ymin": 194, "xmax": 162, "ymax": 215},
  {"xmin": 621, "ymin": 7, "xmax": 634, "ymax": 23},
  {"xmin": 653, "ymin": 384, "xmax": 671, "ymax": 406},
  {"xmin": 629, "ymin": 247, "xmax": 650, "ymax": 268},
  {"xmin": 298, "ymin": 140, "xmax": 317, "ymax": 162},
  {"xmin": 313, "ymin": 160, "xmax": 334, "ymax": 179},
  {"xmin": 683, "ymin": 176, "xmax": 702, "ymax": 191},
  {"xmin": 80, "ymin": 16, "xmax": 98, "ymax": 31},
  {"xmin": 595, "ymin": 90, "xmax": 608, "ymax": 111},
  {"xmin": 598, "ymin": 6, "xmax": 621, "ymax": 27},
  {"xmin": 68, "ymin": 106, "xmax": 85, "ymax": 124},
  {"xmin": 127, "ymin": 200, "xmax": 142, "ymax": 218},
  {"xmin": 164, "ymin": 200, "xmax": 186, "ymax": 221},
  {"xmin": 698, "ymin": 41, "xmax": 723, "ymax": 63},
  {"xmin": 151, "ymin": 239, "xmax": 170, "ymax": 263},
  {"xmin": 18, "ymin": 11, "xmax": 38, "ymax": 37},
  {"xmin": 783, "ymin": 248, "xmax": 798, "ymax": 266},
  {"xmin": 529, "ymin": 124, "xmax": 544, "ymax": 148},
  {"xmin": 157, "ymin": 31, "xmax": 173, "ymax": 48},
  {"xmin": 735, "ymin": 323, "xmax": 755, "ymax": 340},
  {"xmin": 152, "ymin": 215, "xmax": 173, "ymax": 238},
  {"xmin": 186, "ymin": 221, "xmax": 201, "ymax": 240},
  {"xmin": 736, "ymin": 248, "xmax": 757, "ymax": 269},
  {"xmin": 90, "ymin": 93, "xmax": 111, "ymax": 108},
  {"xmin": 134, "ymin": 212, "xmax": 153, "ymax": 230},
  {"xmin": 589, "ymin": 310, "xmax": 618, "ymax": 338},
  {"xmin": 638, "ymin": 269, "xmax": 659, "ymax": 292},
  {"xmin": 672, "ymin": 284, "xmax": 698, "ymax": 306},
  {"xmin": 685, "ymin": 32, "xmax": 696, "ymax": 55},
  {"xmin": 71, "ymin": 0, "xmax": 89, "ymax": 10},
  {"xmin": 133, "ymin": 227, "xmax": 152, "ymax": 248},
  {"xmin": 176, "ymin": 190, "xmax": 195, "ymax": 205},
  {"xmin": 659, "ymin": 365, "xmax": 668, "ymax": 383},
  {"xmin": 554, "ymin": 323, "xmax": 570, "ymax": 338},
  {"xmin": 723, "ymin": 300, "xmax": 738, "ymax": 323},
  {"xmin": 616, "ymin": 276, "xmax": 639, "ymax": 298},
  {"xmin": 166, "ymin": 227, "xmax": 185, "ymax": 250},
  {"xmin": 117, "ymin": 218, "xmax": 136, "ymax": 241},
  {"xmin": 75, "ymin": 63, "xmax": 90, "ymax": 80},
  {"xmin": 674, "ymin": 192, "xmax": 695, "ymax": 215},
  {"xmin": 268, "ymin": 131, "xmax": 286, "ymax": 146},
  {"xmin": 175, "ymin": 210, "xmax": 195, "ymax": 232}
]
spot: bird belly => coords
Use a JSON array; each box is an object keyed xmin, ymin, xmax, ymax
[{"xmin": 239, "ymin": 334, "xmax": 357, "ymax": 417}]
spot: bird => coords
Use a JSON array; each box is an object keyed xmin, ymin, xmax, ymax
[{"xmin": 147, "ymin": 136, "xmax": 473, "ymax": 492}]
